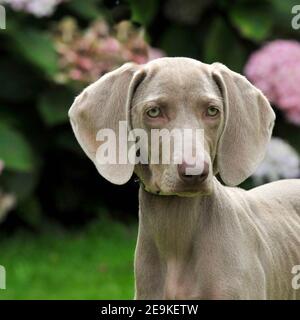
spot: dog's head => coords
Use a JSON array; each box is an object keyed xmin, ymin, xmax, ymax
[{"xmin": 69, "ymin": 57, "xmax": 275, "ymax": 196}]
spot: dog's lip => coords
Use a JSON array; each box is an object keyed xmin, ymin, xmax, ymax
[
  {"xmin": 157, "ymin": 183, "xmax": 213, "ymax": 197},
  {"xmin": 175, "ymin": 189, "xmax": 211, "ymax": 197}
]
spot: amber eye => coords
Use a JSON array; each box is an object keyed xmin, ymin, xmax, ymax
[
  {"xmin": 206, "ymin": 106, "xmax": 219, "ymax": 117},
  {"xmin": 146, "ymin": 106, "xmax": 161, "ymax": 118}
]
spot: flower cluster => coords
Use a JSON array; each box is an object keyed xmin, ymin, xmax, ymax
[
  {"xmin": 0, "ymin": 0, "xmax": 65, "ymax": 17},
  {"xmin": 244, "ymin": 40, "xmax": 300, "ymax": 125},
  {"xmin": 0, "ymin": 160, "xmax": 16, "ymax": 223},
  {"xmin": 53, "ymin": 18, "xmax": 165, "ymax": 85},
  {"xmin": 252, "ymin": 137, "xmax": 300, "ymax": 185}
]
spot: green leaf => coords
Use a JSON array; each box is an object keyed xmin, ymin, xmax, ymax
[
  {"xmin": 18, "ymin": 196, "xmax": 43, "ymax": 227},
  {"xmin": 37, "ymin": 88, "xmax": 75, "ymax": 126},
  {"xmin": 229, "ymin": 2, "xmax": 273, "ymax": 41},
  {"xmin": 270, "ymin": 0, "xmax": 300, "ymax": 33},
  {"xmin": 54, "ymin": 131, "xmax": 81, "ymax": 153},
  {"xmin": 160, "ymin": 26, "xmax": 199, "ymax": 57},
  {"xmin": 129, "ymin": 0, "xmax": 159, "ymax": 26},
  {"xmin": 271, "ymin": 0, "xmax": 299, "ymax": 17},
  {"xmin": 0, "ymin": 60, "xmax": 37, "ymax": 102},
  {"xmin": 66, "ymin": 0, "xmax": 103, "ymax": 20},
  {"xmin": 204, "ymin": 17, "xmax": 247, "ymax": 72},
  {"xmin": 1, "ymin": 170, "xmax": 39, "ymax": 200},
  {"xmin": 0, "ymin": 123, "xmax": 36, "ymax": 172},
  {"xmin": 12, "ymin": 28, "xmax": 58, "ymax": 77}
]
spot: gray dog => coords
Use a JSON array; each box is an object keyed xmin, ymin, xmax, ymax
[{"xmin": 69, "ymin": 57, "xmax": 300, "ymax": 299}]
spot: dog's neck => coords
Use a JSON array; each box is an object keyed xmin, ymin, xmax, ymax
[{"xmin": 138, "ymin": 178, "xmax": 241, "ymax": 260}]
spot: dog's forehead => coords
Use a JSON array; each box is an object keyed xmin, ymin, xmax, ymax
[{"xmin": 136, "ymin": 58, "xmax": 217, "ymax": 101}]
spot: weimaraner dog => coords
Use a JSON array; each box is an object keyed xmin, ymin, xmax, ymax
[{"xmin": 69, "ymin": 57, "xmax": 300, "ymax": 299}]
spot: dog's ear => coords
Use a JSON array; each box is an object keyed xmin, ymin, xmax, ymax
[
  {"xmin": 212, "ymin": 63, "xmax": 275, "ymax": 186},
  {"xmin": 69, "ymin": 63, "xmax": 145, "ymax": 185}
]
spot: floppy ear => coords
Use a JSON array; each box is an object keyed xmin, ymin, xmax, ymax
[
  {"xmin": 212, "ymin": 63, "xmax": 276, "ymax": 186},
  {"xmin": 68, "ymin": 63, "xmax": 145, "ymax": 185}
]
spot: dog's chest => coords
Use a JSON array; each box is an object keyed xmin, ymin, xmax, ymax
[
  {"xmin": 163, "ymin": 258, "xmax": 199, "ymax": 299},
  {"xmin": 150, "ymin": 220, "xmax": 235, "ymax": 299},
  {"xmin": 149, "ymin": 213, "xmax": 247, "ymax": 299},
  {"xmin": 161, "ymin": 245, "xmax": 235, "ymax": 300}
]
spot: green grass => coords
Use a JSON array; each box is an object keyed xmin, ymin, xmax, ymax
[{"xmin": 0, "ymin": 218, "xmax": 137, "ymax": 299}]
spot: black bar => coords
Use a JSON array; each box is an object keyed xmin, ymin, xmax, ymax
[{"xmin": 0, "ymin": 300, "xmax": 298, "ymax": 319}]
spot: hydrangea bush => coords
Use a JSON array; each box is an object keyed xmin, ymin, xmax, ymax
[
  {"xmin": 253, "ymin": 138, "xmax": 300, "ymax": 185},
  {"xmin": 0, "ymin": 0, "xmax": 298, "ymax": 227},
  {"xmin": 245, "ymin": 40, "xmax": 300, "ymax": 125},
  {"xmin": 53, "ymin": 19, "xmax": 164, "ymax": 85}
]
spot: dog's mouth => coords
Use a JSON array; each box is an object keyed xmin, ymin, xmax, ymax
[
  {"xmin": 164, "ymin": 186, "xmax": 212, "ymax": 197},
  {"xmin": 144, "ymin": 179, "xmax": 213, "ymax": 197}
]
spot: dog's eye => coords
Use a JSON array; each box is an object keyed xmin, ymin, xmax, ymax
[
  {"xmin": 206, "ymin": 106, "xmax": 219, "ymax": 117},
  {"xmin": 146, "ymin": 106, "xmax": 161, "ymax": 118}
]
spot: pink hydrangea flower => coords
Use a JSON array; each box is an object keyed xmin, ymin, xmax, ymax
[
  {"xmin": 244, "ymin": 40, "xmax": 300, "ymax": 125},
  {"xmin": 148, "ymin": 48, "xmax": 166, "ymax": 61},
  {"xmin": 0, "ymin": 0, "xmax": 65, "ymax": 17},
  {"xmin": 53, "ymin": 19, "xmax": 165, "ymax": 85}
]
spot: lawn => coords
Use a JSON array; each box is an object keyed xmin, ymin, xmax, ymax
[{"xmin": 0, "ymin": 217, "xmax": 137, "ymax": 299}]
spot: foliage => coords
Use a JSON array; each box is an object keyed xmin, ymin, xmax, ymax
[{"xmin": 0, "ymin": 0, "xmax": 299, "ymax": 228}]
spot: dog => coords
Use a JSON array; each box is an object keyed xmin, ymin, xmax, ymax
[{"xmin": 69, "ymin": 57, "xmax": 300, "ymax": 299}]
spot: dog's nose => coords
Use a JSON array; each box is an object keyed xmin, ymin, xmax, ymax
[{"xmin": 177, "ymin": 161, "xmax": 209, "ymax": 183}]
